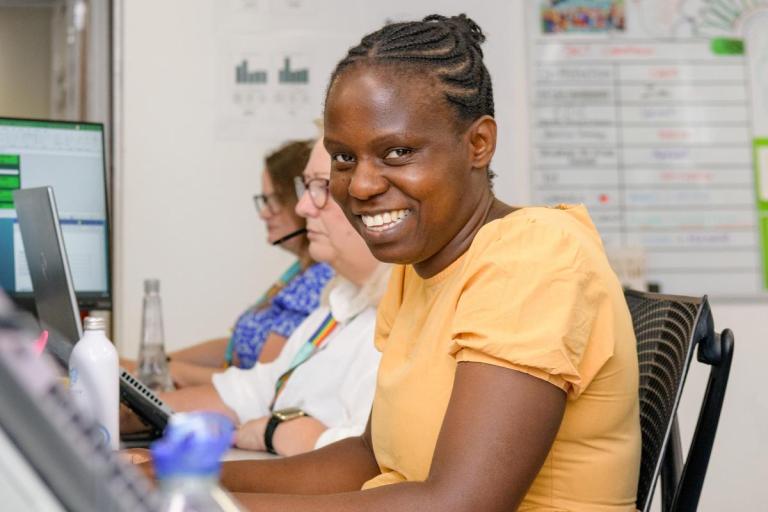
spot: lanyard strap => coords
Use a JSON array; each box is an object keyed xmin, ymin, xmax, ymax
[
  {"xmin": 224, "ymin": 261, "xmax": 303, "ymax": 367},
  {"xmin": 269, "ymin": 312, "xmax": 338, "ymax": 410}
]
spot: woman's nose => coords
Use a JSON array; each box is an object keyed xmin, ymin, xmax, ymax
[
  {"xmin": 258, "ymin": 205, "xmax": 272, "ymax": 220},
  {"xmin": 295, "ymin": 188, "xmax": 317, "ymax": 218},
  {"xmin": 348, "ymin": 159, "xmax": 387, "ymax": 200}
]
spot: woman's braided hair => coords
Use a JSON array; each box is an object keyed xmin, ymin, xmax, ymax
[
  {"xmin": 328, "ymin": 14, "xmax": 493, "ymax": 123},
  {"xmin": 326, "ymin": 14, "xmax": 496, "ymax": 182}
]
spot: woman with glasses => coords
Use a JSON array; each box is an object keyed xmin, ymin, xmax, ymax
[
  {"xmin": 156, "ymin": 138, "xmax": 387, "ymax": 456},
  {"xmin": 125, "ymin": 140, "xmax": 334, "ymax": 388}
]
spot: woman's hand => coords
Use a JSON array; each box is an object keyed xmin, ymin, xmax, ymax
[
  {"xmin": 235, "ymin": 417, "xmax": 269, "ymax": 451},
  {"xmin": 119, "ymin": 447, "xmax": 152, "ymax": 465},
  {"xmin": 120, "ymin": 448, "xmax": 156, "ymax": 486},
  {"xmin": 234, "ymin": 415, "xmax": 328, "ymax": 457},
  {"xmin": 120, "ymin": 403, "xmax": 151, "ymax": 434},
  {"xmin": 119, "ymin": 357, "xmax": 137, "ymax": 373},
  {"xmin": 168, "ymin": 360, "xmax": 220, "ymax": 388}
]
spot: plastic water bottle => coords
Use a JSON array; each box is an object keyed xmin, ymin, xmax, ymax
[
  {"xmin": 151, "ymin": 412, "xmax": 245, "ymax": 511},
  {"xmin": 138, "ymin": 278, "xmax": 173, "ymax": 392},
  {"xmin": 68, "ymin": 315, "xmax": 119, "ymax": 450}
]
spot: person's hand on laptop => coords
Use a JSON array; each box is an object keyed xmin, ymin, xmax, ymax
[
  {"xmin": 119, "ymin": 448, "xmax": 156, "ymax": 485},
  {"xmin": 120, "ymin": 403, "xmax": 152, "ymax": 434}
]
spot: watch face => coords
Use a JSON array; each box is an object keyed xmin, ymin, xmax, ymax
[{"xmin": 274, "ymin": 407, "xmax": 306, "ymax": 421}]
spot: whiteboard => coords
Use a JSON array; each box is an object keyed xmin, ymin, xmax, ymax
[{"xmin": 526, "ymin": 0, "xmax": 768, "ymax": 298}]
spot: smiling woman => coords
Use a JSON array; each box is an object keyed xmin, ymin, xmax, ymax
[
  {"xmin": 218, "ymin": 14, "xmax": 641, "ymax": 512},
  {"xmin": 323, "ymin": 64, "xmax": 502, "ymax": 276}
]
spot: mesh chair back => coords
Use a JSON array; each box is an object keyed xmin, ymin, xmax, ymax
[{"xmin": 624, "ymin": 291, "xmax": 702, "ymax": 511}]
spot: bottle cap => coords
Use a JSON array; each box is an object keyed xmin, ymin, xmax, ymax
[
  {"xmin": 150, "ymin": 412, "xmax": 234, "ymax": 478},
  {"xmin": 83, "ymin": 316, "xmax": 106, "ymax": 331},
  {"xmin": 144, "ymin": 278, "xmax": 160, "ymax": 294}
]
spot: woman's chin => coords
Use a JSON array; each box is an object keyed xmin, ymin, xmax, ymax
[
  {"xmin": 366, "ymin": 242, "xmax": 416, "ymax": 265},
  {"xmin": 308, "ymin": 246, "xmax": 333, "ymax": 266}
]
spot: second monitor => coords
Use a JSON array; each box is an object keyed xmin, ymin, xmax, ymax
[{"xmin": 0, "ymin": 117, "xmax": 111, "ymax": 309}]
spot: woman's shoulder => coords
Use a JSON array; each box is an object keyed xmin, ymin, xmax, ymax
[
  {"xmin": 470, "ymin": 204, "xmax": 605, "ymax": 267},
  {"xmin": 273, "ymin": 262, "xmax": 334, "ymax": 313},
  {"xmin": 299, "ymin": 262, "xmax": 335, "ymax": 284},
  {"xmin": 485, "ymin": 203, "xmax": 599, "ymax": 242},
  {"xmin": 282, "ymin": 261, "xmax": 334, "ymax": 295}
]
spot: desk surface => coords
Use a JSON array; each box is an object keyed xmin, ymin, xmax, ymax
[{"xmin": 223, "ymin": 448, "xmax": 278, "ymax": 462}]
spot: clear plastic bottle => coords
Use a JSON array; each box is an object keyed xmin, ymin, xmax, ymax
[
  {"xmin": 151, "ymin": 412, "xmax": 245, "ymax": 512},
  {"xmin": 137, "ymin": 278, "xmax": 174, "ymax": 392},
  {"xmin": 68, "ymin": 315, "xmax": 119, "ymax": 450}
]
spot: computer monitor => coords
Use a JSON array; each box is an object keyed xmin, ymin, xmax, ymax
[{"xmin": 0, "ymin": 117, "xmax": 111, "ymax": 309}]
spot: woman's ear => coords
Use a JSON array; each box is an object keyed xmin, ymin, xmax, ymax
[{"xmin": 467, "ymin": 115, "xmax": 497, "ymax": 172}]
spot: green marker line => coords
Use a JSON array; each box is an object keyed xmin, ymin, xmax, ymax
[
  {"xmin": 761, "ymin": 217, "xmax": 768, "ymax": 290},
  {"xmin": 755, "ymin": 139, "xmax": 768, "ymax": 209},
  {"xmin": 755, "ymin": 138, "xmax": 768, "ymax": 289},
  {"xmin": 711, "ymin": 38, "xmax": 744, "ymax": 55}
]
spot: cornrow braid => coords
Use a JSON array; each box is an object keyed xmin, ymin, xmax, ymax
[
  {"xmin": 326, "ymin": 14, "xmax": 496, "ymax": 184},
  {"xmin": 329, "ymin": 14, "xmax": 494, "ymax": 122}
]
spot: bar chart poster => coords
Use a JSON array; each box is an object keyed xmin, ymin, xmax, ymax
[
  {"xmin": 526, "ymin": 0, "xmax": 768, "ymax": 297},
  {"xmin": 216, "ymin": 40, "xmax": 317, "ymax": 141},
  {"xmin": 215, "ymin": 30, "xmax": 352, "ymax": 142}
]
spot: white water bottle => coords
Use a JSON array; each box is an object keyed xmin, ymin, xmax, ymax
[{"xmin": 68, "ymin": 316, "xmax": 119, "ymax": 450}]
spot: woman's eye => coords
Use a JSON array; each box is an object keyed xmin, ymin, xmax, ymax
[
  {"xmin": 384, "ymin": 148, "xmax": 412, "ymax": 160},
  {"xmin": 333, "ymin": 153, "xmax": 355, "ymax": 164}
]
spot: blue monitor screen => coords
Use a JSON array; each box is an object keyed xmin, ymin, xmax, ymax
[{"xmin": 0, "ymin": 118, "xmax": 110, "ymax": 304}]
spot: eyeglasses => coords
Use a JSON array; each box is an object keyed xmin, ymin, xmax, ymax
[
  {"xmin": 253, "ymin": 193, "xmax": 282, "ymax": 215},
  {"xmin": 294, "ymin": 176, "xmax": 330, "ymax": 209}
]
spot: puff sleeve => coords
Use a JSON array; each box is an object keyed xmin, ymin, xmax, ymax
[{"xmin": 448, "ymin": 219, "xmax": 614, "ymax": 398}]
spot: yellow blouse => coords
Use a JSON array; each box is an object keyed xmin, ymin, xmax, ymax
[{"xmin": 363, "ymin": 205, "xmax": 641, "ymax": 511}]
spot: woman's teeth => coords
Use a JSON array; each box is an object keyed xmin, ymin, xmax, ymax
[{"xmin": 361, "ymin": 209, "xmax": 410, "ymax": 232}]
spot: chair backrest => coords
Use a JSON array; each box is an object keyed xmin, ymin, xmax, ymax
[{"xmin": 624, "ymin": 289, "xmax": 734, "ymax": 512}]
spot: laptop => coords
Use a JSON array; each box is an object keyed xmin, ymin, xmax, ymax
[
  {"xmin": 0, "ymin": 300, "xmax": 161, "ymax": 511},
  {"xmin": 13, "ymin": 187, "xmax": 172, "ymax": 442}
]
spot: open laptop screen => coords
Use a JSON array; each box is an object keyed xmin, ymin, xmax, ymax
[{"xmin": 13, "ymin": 187, "xmax": 81, "ymax": 362}]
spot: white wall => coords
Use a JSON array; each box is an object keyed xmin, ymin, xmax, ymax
[
  {"xmin": 114, "ymin": 0, "xmax": 526, "ymax": 356},
  {"xmin": 115, "ymin": 0, "xmax": 295, "ymax": 356},
  {"xmin": 675, "ymin": 300, "xmax": 768, "ymax": 510},
  {"xmin": 114, "ymin": 1, "xmax": 766, "ymax": 510}
]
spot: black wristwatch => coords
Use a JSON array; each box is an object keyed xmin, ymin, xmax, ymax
[{"xmin": 264, "ymin": 407, "xmax": 309, "ymax": 454}]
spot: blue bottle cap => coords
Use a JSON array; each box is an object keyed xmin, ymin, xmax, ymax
[{"xmin": 150, "ymin": 412, "xmax": 234, "ymax": 479}]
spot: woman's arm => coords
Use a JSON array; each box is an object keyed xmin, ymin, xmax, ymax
[
  {"xmin": 232, "ymin": 361, "xmax": 566, "ymax": 512},
  {"xmin": 256, "ymin": 332, "xmax": 289, "ymax": 363},
  {"xmin": 158, "ymin": 384, "xmax": 239, "ymax": 423},
  {"xmin": 169, "ymin": 337, "xmax": 230, "ymax": 366},
  {"xmin": 168, "ymin": 360, "xmax": 221, "ymax": 388},
  {"xmin": 235, "ymin": 416, "xmax": 328, "ymax": 456},
  {"xmin": 165, "ymin": 332, "xmax": 290, "ymax": 386},
  {"xmin": 221, "ymin": 419, "xmax": 380, "ymax": 495},
  {"xmin": 121, "ymin": 337, "xmax": 230, "ymax": 373}
]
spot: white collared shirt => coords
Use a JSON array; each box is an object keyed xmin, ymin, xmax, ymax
[{"xmin": 212, "ymin": 272, "xmax": 384, "ymax": 448}]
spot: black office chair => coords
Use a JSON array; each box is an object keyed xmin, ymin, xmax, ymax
[{"xmin": 624, "ymin": 290, "xmax": 734, "ymax": 512}]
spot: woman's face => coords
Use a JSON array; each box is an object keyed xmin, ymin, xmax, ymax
[
  {"xmin": 295, "ymin": 139, "xmax": 375, "ymax": 274},
  {"xmin": 324, "ymin": 66, "xmax": 491, "ymax": 275},
  {"xmin": 259, "ymin": 169, "xmax": 304, "ymax": 252}
]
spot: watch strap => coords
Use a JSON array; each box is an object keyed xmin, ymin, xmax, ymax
[{"xmin": 264, "ymin": 414, "xmax": 283, "ymax": 455}]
